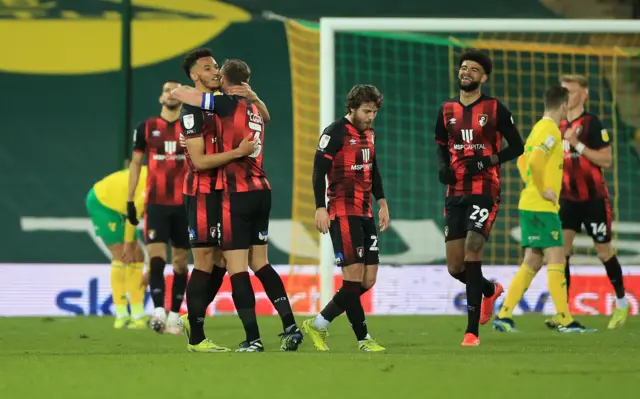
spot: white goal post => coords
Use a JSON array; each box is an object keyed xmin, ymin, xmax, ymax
[{"xmin": 317, "ymin": 17, "xmax": 640, "ymax": 307}]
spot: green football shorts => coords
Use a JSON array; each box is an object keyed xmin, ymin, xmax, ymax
[
  {"xmin": 86, "ymin": 187, "xmax": 126, "ymax": 246},
  {"xmin": 520, "ymin": 210, "xmax": 564, "ymax": 249}
]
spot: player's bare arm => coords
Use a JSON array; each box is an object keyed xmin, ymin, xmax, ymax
[
  {"xmin": 185, "ymin": 135, "xmax": 256, "ymax": 171},
  {"xmin": 564, "ymin": 127, "xmax": 612, "ymax": 168},
  {"xmin": 372, "ymin": 158, "xmax": 389, "ymax": 232}
]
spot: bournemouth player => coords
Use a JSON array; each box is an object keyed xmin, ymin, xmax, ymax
[
  {"xmin": 492, "ymin": 85, "xmax": 595, "ymax": 333},
  {"xmin": 86, "ymin": 167, "xmax": 148, "ymax": 329},
  {"xmin": 434, "ymin": 50, "xmax": 524, "ymax": 346},
  {"xmin": 303, "ymin": 84, "xmax": 389, "ymax": 352},
  {"xmin": 174, "ymin": 54, "xmax": 303, "ymax": 352},
  {"xmin": 127, "ymin": 80, "xmax": 190, "ymax": 334},
  {"xmin": 552, "ymin": 74, "xmax": 629, "ymax": 329},
  {"xmin": 176, "ymin": 49, "xmax": 258, "ymax": 353}
]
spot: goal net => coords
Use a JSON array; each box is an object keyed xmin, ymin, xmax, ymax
[{"xmin": 285, "ymin": 18, "xmax": 640, "ymax": 306}]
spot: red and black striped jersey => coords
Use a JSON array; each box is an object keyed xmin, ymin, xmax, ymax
[
  {"xmin": 316, "ymin": 117, "xmax": 377, "ymax": 219},
  {"xmin": 559, "ymin": 111, "xmax": 610, "ymax": 201},
  {"xmin": 213, "ymin": 95, "xmax": 270, "ymax": 192},
  {"xmin": 434, "ymin": 94, "xmax": 515, "ymax": 200},
  {"xmin": 179, "ymin": 104, "xmax": 220, "ymax": 195},
  {"xmin": 133, "ymin": 116, "xmax": 186, "ymax": 205}
]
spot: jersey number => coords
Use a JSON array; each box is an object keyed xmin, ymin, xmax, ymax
[
  {"xmin": 469, "ymin": 205, "xmax": 490, "ymax": 223},
  {"xmin": 249, "ymin": 131, "xmax": 262, "ymax": 158},
  {"xmin": 590, "ymin": 222, "xmax": 607, "ymax": 237},
  {"xmin": 369, "ymin": 235, "xmax": 378, "ymax": 251}
]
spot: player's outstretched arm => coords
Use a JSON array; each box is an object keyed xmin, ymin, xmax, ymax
[
  {"xmin": 170, "ymin": 86, "xmax": 206, "ymax": 108},
  {"xmin": 226, "ymin": 83, "xmax": 271, "ymax": 122}
]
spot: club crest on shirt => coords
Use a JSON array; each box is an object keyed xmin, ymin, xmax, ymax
[
  {"xmin": 183, "ymin": 114, "xmax": 194, "ymax": 129},
  {"xmin": 478, "ymin": 114, "xmax": 488, "ymax": 127},
  {"xmin": 369, "ymin": 131, "xmax": 375, "ymax": 145}
]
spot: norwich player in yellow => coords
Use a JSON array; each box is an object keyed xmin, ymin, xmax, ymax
[
  {"xmin": 86, "ymin": 167, "xmax": 149, "ymax": 329},
  {"xmin": 493, "ymin": 85, "xmax": 595, "ymax": 333}
]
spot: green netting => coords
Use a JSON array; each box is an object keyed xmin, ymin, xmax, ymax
[{"xmin": 328, "ymin": 29, "xmax": 640, "ymax": 265}]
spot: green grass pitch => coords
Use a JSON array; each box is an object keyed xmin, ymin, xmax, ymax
[{"xmin": 0, "ymin": 316, "xmax": 637, "ymax": 398}]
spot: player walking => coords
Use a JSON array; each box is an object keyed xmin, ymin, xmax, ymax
[
  {"xmin": 552, "ymin": 74, "xmax": 629, "ymax": 329},
  {"xmin": 127, "ymin": 80, "xmax": 190, "ymax": 334},
  {"xmin": 303, "ymin": 84, "xmax": 389, "ymax": 352},
  {"xmin": 434, "ymin": 50, "xmax": 524, "ymax": 346},
  {"xmin": 492, "ymin": 85, "xmax": 595, "ymax": 333}
]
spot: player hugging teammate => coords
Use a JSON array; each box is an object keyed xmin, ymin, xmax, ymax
[
  {"xmin": 435, "ymin": 50, "xmax": 524, "ymax": 346},
  {"xmin": 172, "ymin": 49, "xmax": 303, "ymax": 352}
]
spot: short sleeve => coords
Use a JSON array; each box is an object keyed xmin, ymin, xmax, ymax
[
  {"xmin": 586, "ymin": 115, "xmax": 610, "ymax": 149},
  {"xmin": 132, "ymin": 121, "xmax": 147, "ymax": 152},
  {"xmin": 213, "ymin": 94, "xmax": 240, "ymax": 118},
  {"xmin": 535, "ymin": 131, "xmax": 560, "ymax": 156},
  {"xmin": 180, "ymin": 104, "xmax": 205, "ymax": 138},
  {"xmin": 316, "ymin": 121, "xmax": 344, "ymax": 159},
  {"xmin": 434, "ymin": 105, "xmax": 448, "ymax": 145}
]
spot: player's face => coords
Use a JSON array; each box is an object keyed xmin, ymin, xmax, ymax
[
  {"xmin": 159, "ymin": 81, "xmax": 182, "ymax": 110},
  {"xmin": 351, "ymin": 102, "xmax": 378, "ymax": 131},
  {"xmin": 192, "ymin": 57, "xmax": 220, "ymax": 91},
  {"xmin": 561, "ymin": 81, "xmax": 587, "ymax": 111},
  {"xmin": 458, "ymin": 60, "xmax": 486, "ymax": 92}
]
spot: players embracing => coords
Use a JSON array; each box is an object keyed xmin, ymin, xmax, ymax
[
  {"xmin": 435, "ymin": 50, "xmax": 524, "ymax": 346},
  {"xmin": 303, "ymin": 84, "xmax": 389, "ymax": 352},
  {"xmin": 173, "ymin": 50, "xmax": 303, "ymax": 352}
]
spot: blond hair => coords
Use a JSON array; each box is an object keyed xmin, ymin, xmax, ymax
[{"xmin": 560, "ymin": 74, "xmax": 589, "ymax": 89}]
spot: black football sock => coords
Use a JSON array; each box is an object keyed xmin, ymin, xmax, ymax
[
  {"xmin": 451, "ymin": 271, "xmax": 467, "ymax": 284},
  {"xmin": 255, "ymin": 264, "xmax": 296, "ymax": 331},
  {"xmin": 482, "ymin": 278, "xmax": 496, "ymax": 298},
  {"xmin": 149, "ymin": 257, "xmax": 166, "ymax": 309},
  {"xmin": 603, "ymin": 255, "xmax": 626, "ymax": 299},
  {"xmin": 230, "ymin": 272, "xmax": 260, "ymax": 343},
  {"xmin": 171, "ymin": 270, "xmax": 187, "ymax": 313},
  {"xmin": 464, "ymin": 261, "xmax": 483, "ymax": 336},
  {"xmin": 341, "ymin": 281, "xmax": 369, "ymax": 341},
  {"xmin": 206, "ymin": 265, "xmax": 227, "ymax": 305},
  {"xmin": 186, "ymin": 269, "xmax": 210, "ymax": 345},
  {"xmin": 320, "ymin": 285, "xmax": 371, "ymax": 322},
  {"xmin": 565, "ymin": 256, "xmax": 571, "ymax": 298},
  {"xmin": 451, "ymin": 270, "xmax": 494, "ymax": 297}
]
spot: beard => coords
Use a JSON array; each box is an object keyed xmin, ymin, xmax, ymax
[
  {"xmin": 164, "ymin": 102, "xmax": 181, "ymax": 111},
  {"xmin": 458, "ymin": 79, "xmax": 481, "ymax": 92}
]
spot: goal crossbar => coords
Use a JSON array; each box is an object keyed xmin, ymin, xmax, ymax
[{"xmin": 317, "ymin": 17, "xmax": 640, "ymax": 307}]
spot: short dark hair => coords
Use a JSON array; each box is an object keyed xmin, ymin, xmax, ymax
[
  {"xmin": 544, "ymin": 85, "xmax": 569, "ymax": 110},
  {"xmin": 345, "ymin": 84, "xmax": 383, "ymax": 112},
  {"xmin": 458, "ymin": 50, "xmax": 493, "ymax": 75},
  {"xmin": 220, "ymin": 59, "xmax": 251, "ymax": 85},
  {"xmin": 182, "ymin": 48, "xmax": 213, "ymax": 79}
]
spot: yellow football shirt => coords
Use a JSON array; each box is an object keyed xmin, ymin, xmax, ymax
[
  {"xmin": 518, "ymin": 117, "xmax": 564, "ymax": 213},
  {"xmin": 93, "ymin": 166, "xmax": 147, "ymax": 241}
]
